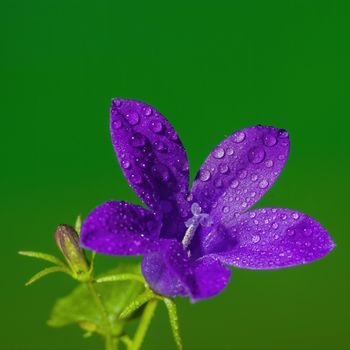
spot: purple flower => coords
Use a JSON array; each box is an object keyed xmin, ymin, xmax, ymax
[{"xmin": 81, "ymin": 99, "xmax": 335, "ymax": 301}]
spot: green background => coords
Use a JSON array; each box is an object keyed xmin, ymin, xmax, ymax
[{"xmin": 2, "ymin": 0, "xmax": 349, "ymax": 349}]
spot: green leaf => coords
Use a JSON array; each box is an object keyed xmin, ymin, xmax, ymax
[
  {"xmin": 18, "ymin": 251, "xmax": 67, "ymax": 267},
  {"xmin": 25, "ymin": 266, "xmax": 72, "ymax": 286},
  {"xmin": 48, "ymin": 264, "xmax": 145, "ymax": 336}
]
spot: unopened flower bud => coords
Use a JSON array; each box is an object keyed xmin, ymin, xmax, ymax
[{"xmin": 54, "ymin": 224, "xmax": 89, "ymax": 277}]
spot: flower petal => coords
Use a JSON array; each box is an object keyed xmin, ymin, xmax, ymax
[
  {"xmin": 190, "ymin": 126, "xmax": 290, "ymax": 218},
  {"xmin": 142, "ymin": 240, "xmax": 231, "ymax": 300},
  {"xmin": 207, "ymin": 208, "xmax": 335, "ymax": 269},
  {"xmin": 190, "ymin": 257, "xmax": 231, "ymax": 301},
  {"xmin": 110, "ymin": 99, "xmax": 190, "ymax": 239},
  {"xmin": 141, "ymin": 240, "xmax": 191, "ymax": 297},
  {"xmin": 80, "ymin": 201, "xmax": 161, "ymax": 256}
]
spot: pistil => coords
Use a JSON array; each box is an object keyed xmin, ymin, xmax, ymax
[{"xmin": 182, "ymin": 203, "xmax": 212, "ymax": 250}]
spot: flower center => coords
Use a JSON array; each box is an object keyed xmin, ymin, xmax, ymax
[{"xmin": 182, "ymin": 203, "xmax": 213, "ymax": 249}]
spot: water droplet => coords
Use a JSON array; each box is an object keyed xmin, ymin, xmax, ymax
[
  {"xmin": 213, "ymin": 147, "xmax": 225, "ymax": 159},
  {"xmin": 168, "ymin": 130, "xmax": 178, "ymax": 141},
  {"xmin": 258, "ymin": 179, "xmax": 269, "ymax": 189},
  {"xmin": 150, "ymin": 120, "xmax": 163, "ymax": 133},
  {"xmin": 248, "ymin": 147, "xmax": 266, "ymax": 164},
  {"xmin": 265, "ymin": 160, "xmax": 274, "ymax": 168},
  {"xmin": 249, "ymin": 212, "xmax": 256, "ymax": 218},
  {"xmin": 219, "ymin": 164, "xmax": 229, "ymax": 174},
  {"xmin": 226, "ymin": 147, "xmax": 234, "ymax": 156},
  {"xmin": 232, "ymin": 131, "xmax": 246, "ymax": 143},
  {"xmin": 274, "ymin": 234, "xmax": 279, "ymax": 240},
  {"xmin": 222, "ymin": 206, "xmax": 229, "ymax": 213},
  {"xmin": 200, "ymin": 169, "xmax": 211, "ymax": 182},
  {"xmin": 112, "ymin": 99, "xmax": 122, "ymax": 107},
  {"xmin": 292, "ymin": 212, "xmax": 299, "ymax": 220},
  {"xmin": 153, "ymin": 141, "xmax": 167, "ymax": 152},
  {"xmin": 263, "ymin": 134, "xmax": 277, "ymax": 147},
  {"xmin": 303, "ymin": 228, "xmax": 312, "ymax": 236},
  {"xmin": 278, "ymin": 154, "xmax": 286, "ymax": 160},
  {"xmin": 238, "ymin": 170, "xmax": 248, "ymax": 179},
  {"xmin": 131, "ymin": 173, "xmax": 142, "ymax": 184},
  {"xmin": 278, "ymin": 129, "xmax": 289, "ymax": 138},
  {"xmin": 130, "ymin": 133, "xmax": 146, "ymax": 147},
  {"xmin": 242, "ymin": 202, "xmax": 248, "ymax": 208},
  {"xmin": 287, "ymin": 228, "xmax": 295, "ymax": 236},
  {"xmin": 112, "ymin": 118, "xmax": 123, "ymax": 130},
  {"xmin": 143, "ymin": 106, "xmax": 153, "ymax": 116},
  {"xmin": 250, "ymin": 192, "xmax": 256, "ymax": 197},
  {"xmin": 121, "ymin": 160, "xmax": 131, "ymax": 169},
  {"xmin": 251, "ymin": 174, "xmax": 258, "ymax": 182},
  {"xmin": 231, "ymin": 180, "xmax": 239, "ymax": 188},
  {"xmin": 272, "ymin": 222, "xmax": 279, "ymax": 229},
  {"xmin": 252, "ymin": 235, "xmax": 261, "ymax": 243},
  {"xmin": 125, "ymin": 111, "xmax": 140, "ymax": 125}
]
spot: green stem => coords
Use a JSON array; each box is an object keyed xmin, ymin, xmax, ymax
[
  {"xmin": 130, "ymin": 299, "xmax": 158, "ymax": 350},
  {"xmin": 86, "ymin": 280, "xmax": 115, "ymax": 350},
  {"xmin": 163, "ymin": 298, "xmax": 183, "ymax": 350}
]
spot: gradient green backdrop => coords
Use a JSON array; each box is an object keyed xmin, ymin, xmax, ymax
[{"xmin": 2, "ymin": 1, "xmax": 349, "ymax": 349}]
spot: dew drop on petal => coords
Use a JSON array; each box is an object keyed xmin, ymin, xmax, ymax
[
  {"xmin": 238, "ymin": 170, "xmax": 248, "ymax": 179},
  {"xmin": 219, "ymin": 164, "xmax": 229, "ymax": 174},
  {"xmin": 252, "ymin": 235, "xmax": 261, "ymax": 243},
  {"xmin": 121, "ymin": 160, "xmax": 131, "ymax": 169},
  {"xmin": 272, "ymin": 222, "xmax": 279, "ymax": 229},
  {"xmin": 131, "ymin": 173, "xmax": 142, "ymax": 185},
  {"xmin": 200, "ymin": 169, "xmax": 211, "ymax": 182},
  {"xmin": 232, "ymin": 131, "xmax": 246, "ymax": 143},
  {"xmin": 303, "ymin": 228, "xmax": 313, "ymax": 236},
  {"xmin": 292, "ymin": 212, "xmax": 299, "ymax": 220},
  {"xmin": 130, "ymin": 133, "xmax": 146, "ymax": 148},
  {"xmin": 153, "ymin": 141, "xmax": 167, "ymax": 153},
  {"xmin": 143, "ymin": 106, "xmax": 153, "ymax": 116},
  {"xmin": 226, "ymin": 147, "xmax": 234, "ymax": 156},
  {"xmin": 150, "ymin": 120, "xmax": 163, "ymax": 133},
  {"xmin": 125, "ymin": 112, "xmax": 140, "ymax": 125},
  {"xmin": 258, "ymin": 179, "xmax": 269, "ymax": 189},
  {"xmin": 251, "ymin": 174, "xmax": 258, "ymax": 182},
  {"xmin": 222, "ymin": 206, "xmax": 229, "ymax": 213},
  {"xmin": 248, "ymin": 147, "xmax": 266, "ymax": 164},
  {"xmin": 265, "ymin": 160, "xmax": 274, "ymax": 168},
  {"xmin": 112, "ymin": 119, "xmax": 123, "ymax": 129},
  {"xmin": 278, "ymin": 129, "xmax": 289, "ymax": 138},
  {"xmin": 263, "ymin": 134, "xmax": 277, "ymax": 147},
  {"xmin": 213, "ymin": 147, "xmax": 225, "ymax": 159},
  {"xmin": 112, "ymin": 99, "xmax": 122, "ymax": 107},
  {"xmin": 287, "ymin": 228, "xmax": 295, "ymax": 236},
  {"xmin": 231, "ymin": 179, "xmax": 239, "ymax": 188}
]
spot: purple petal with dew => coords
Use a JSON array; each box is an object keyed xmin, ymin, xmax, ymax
[
  {"xmin": 80, "ymin": 201, "xmax": 161, "ymax": 256},
  {"xmin": 110, "ymin": 99, "xmax": 191, "ymax": 240},
  {"xmin": 205, "ymin": 208, "xmax": 335, "ymax": 269},
  {"xmin": 190, "ymin": 256, "xmax": 231, "ymax": 301},
  {"xmin": 141, "ymin": 240, "xmax": 191, "ymax": 297},
  {"xmin": 190, "ymin": 126, "xmax": 290, "ymax": 219},
  {"xmin": 142, "ymin": 240, "xmax": 231, "ymax": 300}
]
